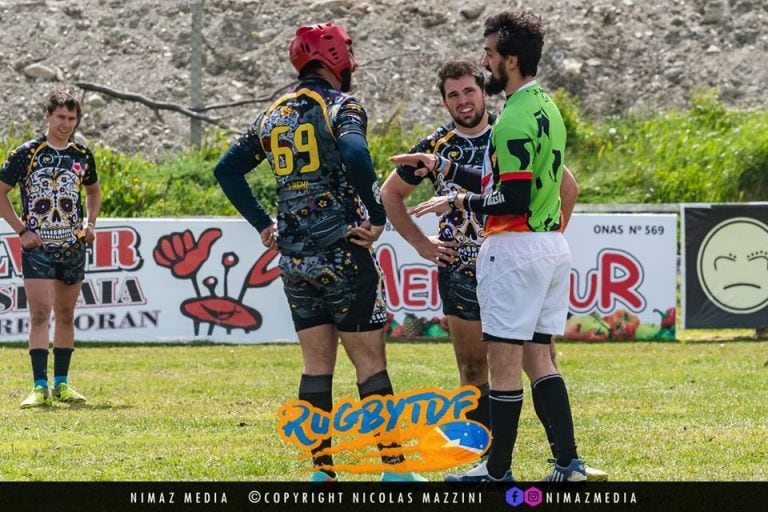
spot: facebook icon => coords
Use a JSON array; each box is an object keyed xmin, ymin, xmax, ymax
[{"xmin": 506, "ymin": 487, "xmax": 524, "ymax": 507}]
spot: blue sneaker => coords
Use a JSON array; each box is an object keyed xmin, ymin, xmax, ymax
[
  {"xmin": 309, "ymin": 470, "xmax": 338, "ymax": 482},
  {"xmin": 542, "ymin": 458, "xmax": 587, "ymax": 482},
  {"xmin": 381, "ymin": 471, "xmax": 428, "ymax": 482},
  {"xmin": 445, "ymin": 460, "xmax": 514, "ymax": 482}
]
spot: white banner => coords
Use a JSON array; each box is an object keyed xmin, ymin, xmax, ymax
[
  {"xmin": 0, "ymin": 219, "xmax": 290, "ymax": 343},
  {"xmin": 0, "ymin": 214, "xmax": 677, "ymax": 343},
  {"xmin": 564, "ymin": 214, "xmax": 678, "ymax": 340}
]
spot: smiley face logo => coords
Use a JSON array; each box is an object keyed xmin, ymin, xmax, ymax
[{"xmin": 697, "ymin": 217, "xmax": 768, "ymax": 314}]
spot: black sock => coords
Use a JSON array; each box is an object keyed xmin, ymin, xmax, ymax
[
  {"xmin": 53, "ymin": 347, "xmax": 74, "ymax": 384},
  {"xmin": 532, "ymin": 374, "xmax": 579, "ymax": 466},
  {"xmin": 30, "ymin": 349, "xmax": 49, "ymax": 386},
  {"xmin": 357, "ymin": 370, "xmax": 404, "ymax": 465},
  {"xmin": 531, "ymin": 384, "xmax": 556, "ymax": 458},
  {"xmin": 486, "ymin": 389, "xmax": 523, "ymax": 479},
  {"xmin": 465, "ymin": 382, "xmax": 491, "ymax": 431},
  {"xmin": 298, "ymin": 374, "xmax": 334, "ymax": 476}
]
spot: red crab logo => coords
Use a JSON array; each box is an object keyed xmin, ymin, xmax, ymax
[{"xmin": 153, "ymin": 228, "xmax": 281, "ymax": 336}]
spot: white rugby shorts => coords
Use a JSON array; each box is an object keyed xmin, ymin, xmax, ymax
[{"xmin": 476, "ymin": 231, "xmax": 571, "ymax": 341}]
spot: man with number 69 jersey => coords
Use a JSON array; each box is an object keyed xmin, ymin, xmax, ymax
[{"xmin": 214, "ymin": 22, "xmax": 424, "ymax": 483}]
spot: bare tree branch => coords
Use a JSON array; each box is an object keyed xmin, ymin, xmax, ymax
[
  {"xmin": 74, "ymin": 50, "xmax": 422, "ymax": 130},
  {"xmin": 196, "ymin": 79, "xmax": 298, "ymax": 112},
  {"xmin": 75, "ymin": 81, "xmax": 225, "ymax": 126}
]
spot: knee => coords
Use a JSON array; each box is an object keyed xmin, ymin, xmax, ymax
[
  {"xmin": 29, "ymin": 309, "xmax": 51, "ymax": 327},
  {"xmin": 459, "ymin": 358, "xmax": 488, "ymax": 385},
  {"xmin": 55, "ymin": 307, "xmax": 76, "ymax": 325},
  {"xmin": 523, "ymin": 349, "xmax": 557, "ymax": 380},
  {"xmin": 522, "ymin": 357, "xmax": 537, "ymax": 376}
]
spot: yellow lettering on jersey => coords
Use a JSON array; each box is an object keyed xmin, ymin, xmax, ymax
[
  {"xmin": 270, "ymin": 123, "xmax": 320, "ymax": 177},
  {"xmin": 296, "ymin": 124, "xmax": 320, "ymax": 174},
  {"xmin": 271, "ymin": 125, "xmax": 293, "ymax": 176}
]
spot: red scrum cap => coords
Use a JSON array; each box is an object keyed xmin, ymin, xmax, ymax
[{"xmin": 289, "ymin": 23, "xmax": 353, "ymax": 82}]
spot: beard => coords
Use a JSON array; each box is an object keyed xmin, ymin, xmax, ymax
[
  {"xmin": 340, "ymin": 69, "xmax": 352, "ymax": 92},
  {"xmin": 484, "ymin": 65, "xmax": 508, "ymax": 95},
  {"xmin": 451, "ymin": 109, "xmax": 485, "ymax": 130}
]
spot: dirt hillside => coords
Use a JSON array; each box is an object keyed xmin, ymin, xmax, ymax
[{"xmin": 1, "ymin": 0, "xmax": 766, "ymax": 157}]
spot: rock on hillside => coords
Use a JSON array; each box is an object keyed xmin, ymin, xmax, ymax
[{"xmin": 0, "ymin": 0, "xmax": 766, "ymax": 157}]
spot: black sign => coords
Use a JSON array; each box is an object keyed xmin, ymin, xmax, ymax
[
  {"xmin": 0, "ymin": 482, "xmax": 767, "ymax": 512},
  {"xmin": 683, "ymin": 204, "xmax": 768, "ymax": 328}
]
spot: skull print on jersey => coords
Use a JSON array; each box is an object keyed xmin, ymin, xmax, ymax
[
  {"xmin": 394, "ymin": 118, "xmax": 493, "ymax": 271},
  {"xmin": 0, "ymin": 136, "xmax": 98, "ymax": 250}
]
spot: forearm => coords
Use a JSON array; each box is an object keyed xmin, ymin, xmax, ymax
[
  {"xmin": 85, "ymin": 184, "xmax": 102, "ymax": 225},
  {"xmin": 0, "ymin": 192, "xmax": 25, "ymax": 233},
  {"xmin": 338, "ymin": 132, "xmax": 386, "ymax": 225},
  {"xmin": 381, "ymin": 188, "xmax": 430, "ymax": 249},
  {"xmin": 442, "ymin": 159, "xmax": 482, "ymax": 193},
  {"xmin": 559, "ymin": 166, "xmax": 579, "ymax": 230},
  {"xmin": 460, "ymin": 180, "xmax": 530, "ymax": 216},
  {"xmin": 214, "ymin": 147, "xmax": 273, "ymax": 231}
]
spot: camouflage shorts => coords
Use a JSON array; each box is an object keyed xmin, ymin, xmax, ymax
[
  {"xmin": 438, "ymin": 263, "xmax": 480, "ymax": 321},
  {"xmin": 279, "ymin": 240, "xmax": 387, "ymax": 332},
  {"xmin": 22, "ymin": 242, "xmax": 86, "ymax": 285}
]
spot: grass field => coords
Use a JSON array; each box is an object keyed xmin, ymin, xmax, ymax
[{"xmin": 0, "ymin": 339, "xmax": 766, "ymax": 482}]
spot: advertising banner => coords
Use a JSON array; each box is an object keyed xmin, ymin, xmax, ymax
[
  {"xmin": 0, "ymin": 219, "xmax": 289, "ymax": 343},
  {"xmin": 563, "ymin": 214, "xmax": 678, "ymax": 341},
  {"xmin": 377, "ymin": 219, "xmax": 445, "ymax": 340},
  {"xmin": 0, "ymin": 214, "xmax": 678, "ymax": 343},
  {"xmin": 681, "ymin": 203, "xmax": 768, "ymax": 328}
]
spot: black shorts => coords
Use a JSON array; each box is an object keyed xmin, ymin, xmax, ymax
[
  {"xmin": 481, "ymin": 332, "xmax": 552, "ymax": 345},
  {"xmin": 437, "ymin": 264, "xmax": 480, "ymax": 321},
  {"xmin": 279, "ymin": 241, "xmax": 387, "ymax": 332},
  {"xmin": 22, "ymin": 242, "xmax": 86, "ymax": 285}
]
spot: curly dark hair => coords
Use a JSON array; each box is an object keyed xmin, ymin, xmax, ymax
[
  {"xmin": 436, "ymin": 60, "xmax": 485, "ymax": 99},
  {"xmin": 44, "ymin": 89, "xmax": 82, "ymax": 121},
  {"xmin": 483, "ymin": 10, "xmax": 544, "ymax": 77}
]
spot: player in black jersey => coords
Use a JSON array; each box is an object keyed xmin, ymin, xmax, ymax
[
  {"xmin": 382, "ymin": 60, "xmax": 491, "ymax": 429},
  {"xmin": 215, "ymin": 22, "xmax": 425, "ymax": 482},
  {"xmin": 0, "ymin": 89, "xmax": 101, "ymax": 408}
]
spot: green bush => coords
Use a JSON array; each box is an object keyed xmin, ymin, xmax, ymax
[
  {"xmin": 2, "ymin": 94, "xmax": 767, "ymax": 217},
  {"xmin": 567, "ymin": 90, "xmax": 768, "ymax": 203}
]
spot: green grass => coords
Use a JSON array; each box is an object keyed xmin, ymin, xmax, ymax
[{"xmin": 1, "ymin": 341, "xmax": 766, "ymax": 481}]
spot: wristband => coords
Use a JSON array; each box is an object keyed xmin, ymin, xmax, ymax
[
  {"xmin": 18, "ymin": 227, "xmax": 30, "ymax": 237},
  {"xmin": 435, "ymin": 157, "xmax": 449, "ymax": 175},
  {"xmin": 446, "ymin": 190, "xmax": 459, "ymax": 210},
  {"xmin": 87, "ymin": 222, "xmax": 96, "ymax": 228}
]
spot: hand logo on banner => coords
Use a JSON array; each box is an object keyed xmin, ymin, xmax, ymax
[{"xmin": 153, "ymin": 228, "xmax": 281, "ymax": 336}]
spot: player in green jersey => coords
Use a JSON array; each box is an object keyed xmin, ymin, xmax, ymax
[{"xmin": 391, "ymin": 10, "xmax": 598, "ymax": 483}]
